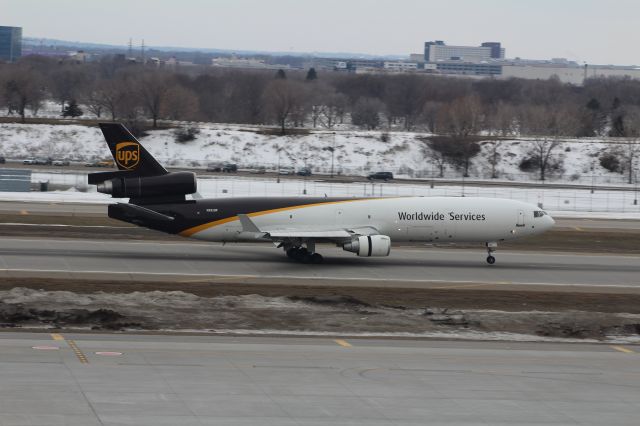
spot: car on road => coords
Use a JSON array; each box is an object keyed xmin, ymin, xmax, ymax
[
  {"xmin": 207, "ymin": 162, "xmax": 238, "ymax": 173},
  {"xmin": 23, "ymin": 158, "xmax": 37, "ymax": 165},
  {"xmin": 85, "ymin": 160, "xmax": 113, "ymax": 168},
  {"xmin": 278, "ymin": 166, "xmax": 295, "ymax": 175},
  {"xmin": 52, "ymin": 159, "xmax": 70, "ymax": 166},
  {"xmin": 297, "ymin": 167, "xmax": 312, "ymax": 176},
  {"xmin": 367, "ymin": 171, "xmax": 394, "ymax": 181},
  {"xmin": 35, "ymin": 157, "xmax": 52, "ymax": 165},
  {"xmin": 0, "ymin": 156, "xmax": 5, "ymax": 164},
  {"xmin": 249, "ymin": 166, "xmax": 266, "ymax": 174}
]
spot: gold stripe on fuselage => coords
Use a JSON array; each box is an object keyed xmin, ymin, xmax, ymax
[{"xmin": 179, "ymin": 198, "xmax": 380, "ymax": 237}]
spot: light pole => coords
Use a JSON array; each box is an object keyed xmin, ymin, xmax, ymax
[
  {"xmin": 277, "ymin": 146, "xmax": 281, "ymax": 184},
  {"xmin": 634, "ymin": 170, "xmax": 638, "ymax": 206},
  {"xmin": 590, "ymin": 160, "xmax": 595, "ymax": 194},
  {"xmin": 303, "ymin": 155, "xmax": 308, "ymax": 195},
  {"xmin": 323, "ymin": 132, "xmax": 336, "ymax": 178},
  {"xmin": 331, "ymin": 132, "xmax": 336, "ymax": 178}
]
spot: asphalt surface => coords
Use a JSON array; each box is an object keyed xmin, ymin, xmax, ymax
[
  {"xmin": 0, "ymin": 332, "xmax": 638, "ymax": 426},
  {"xmin": 1, "ymin": 237, "xmax": 639, "ymax": 290},
  {"xmin": 1, "ymin": 200, "xmax": 639, "ymax": 230}
]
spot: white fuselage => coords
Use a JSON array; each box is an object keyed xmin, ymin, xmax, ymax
[{"xmin": 188, "ymin": 197, "xmax": 555, "ymax": 244}]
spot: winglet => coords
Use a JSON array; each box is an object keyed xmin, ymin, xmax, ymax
[{"xmin": 237, "ymin": 214, "xmax": 262, "ymax": 233}]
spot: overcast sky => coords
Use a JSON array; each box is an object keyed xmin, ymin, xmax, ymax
[{"xmin": 2, "ymin": 0, "xmax": 639, "ymax": 65}]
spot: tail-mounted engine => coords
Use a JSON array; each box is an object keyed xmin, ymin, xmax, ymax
[
  {"xmin": 343, "ymin": 235, "xmax": 391, "ymax": 257},
  {"xmin": 92, "ymin": 171, "xmax": 197, "ymax": 199}
]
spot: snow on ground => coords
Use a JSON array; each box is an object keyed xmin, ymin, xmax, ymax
[
  {"xmin": 3, "ymin": 174, "xmax": 640, "ymax": 217},
  {"xmin": 0, "ymin": 122, "xmax": 636, "ymax": 185}
]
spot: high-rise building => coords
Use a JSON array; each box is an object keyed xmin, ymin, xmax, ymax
[
  {"xmin": 481, "ymin": 42, "xmax": 503, "ymax": 59},
  {"xmin": 424, "ymin": 40, "xmax": 504, "ymax": 62},
  {"xmin": 0, "ymin": 26, "xmax": 22, "ymax": 62}
]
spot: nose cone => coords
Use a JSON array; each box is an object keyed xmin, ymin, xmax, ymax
[{"xmin": 546, "ymin": 214, "xmax": 556, "ymax": 229}]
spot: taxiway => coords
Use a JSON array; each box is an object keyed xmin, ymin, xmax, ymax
[{"xmin": 0, "ymin": 332, "xmax": 637, "ymax": 426}]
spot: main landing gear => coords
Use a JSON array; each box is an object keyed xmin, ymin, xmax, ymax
[
  {"xmin": 286, "ymin": 247, "xmax": 324, "ymax": 264},
  {"xmin": 486, "ymin": 242, "xmax": 497, "ymax": 265}
]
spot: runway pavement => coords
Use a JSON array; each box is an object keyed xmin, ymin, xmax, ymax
[
  {"xmin": 0, "ymin": 332, "xmax": 637, "ymax": 426},
  {"xmin": 1, "ymin": 237, "xmax": 639, "ymax": 289}
]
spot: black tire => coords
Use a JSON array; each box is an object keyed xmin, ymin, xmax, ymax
[
  {"xmin": 286, "ymin": 248, "xmax": 297, "ymax": 259},
  {"xmin": 487, "ymin": 255, "xmax": 496, "ymax": 265},
  {"xmin": 311, "ymin": 253, "xmax": 324, "ymax": 264}
]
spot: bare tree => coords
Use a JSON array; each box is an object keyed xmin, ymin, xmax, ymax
[
  {"xmin": 519, "ymin": 105, "xmax": 574, "ymax": 181},
  {"xmin": 435, "ymin": 96, "xmax": 484, "ymax": 177},
  {"xmin": 96, "ymin": 75, "xmax": 134, "ymax": 121},
  {"xmin": 162, "ymin": 85, "xmax": 199, "ymax": 121},
  {"xmin": 138, "ymin": 71, "xmax": 173, "ymax": 128},
  {"xmin": 49, "ymin": 67, "xmax": 89, "ymax": 112},
  {"xmin": 383, "ymin": 74, "xmax": 429, "ymax": 130},
  {"xmin": 0, "ymin": 65, "xmax": 45, "ymax": 123},
  {"xmin": 420, "ymin": 101, "xmax": 441, "ymax": 134},
  {"xmin": 262, "ymin": 79, "xmax": 305, "ymax": 135},
  {"xmin": 483, "ymin": 102, "xmax": 516, "ymax": 178},
  {"xmin": 618, "ymin": 106, "xmax": 640, "ymax": 184},
  {"xmin": 437, "ymin": 95, "xmax": 484, "ymax": 137},
  {"xmin": 321, "ymin": 92, "xmax": 347, "ymax": 128},
  {"xmin": 424, "ymin": 139, "xmax": 448, "ymax": 178},
  {"xmin": 351, "ymin": 97, "xmax": 384, "ymax": 130}
]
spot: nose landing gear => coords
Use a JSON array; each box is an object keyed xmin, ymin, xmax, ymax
[{"xmin": 486, "ymin": 242, "xmax": 497, "ymax": 265}]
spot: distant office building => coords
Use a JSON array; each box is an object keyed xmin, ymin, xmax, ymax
[
  {"xmin": 434, "ymin": 61, "xmax": 502, "ymax": 76},
  {"xmin": 383, "ymin": 61, "xmax": 419, "ymax": 72},
  {"xmin": 0, "ymin": 26, "xmax": 22, "ymax": 62},
  {"xmin": 424, "ymin": 40, "xmax": 504, "ymax": 62},
  {"xmin": 481, "ymin": 42, "xmax": 503, "ymax": 59}
]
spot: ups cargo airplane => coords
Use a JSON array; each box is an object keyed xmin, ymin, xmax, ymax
[{"xmin": 90, "ymin": 123, "xmax": 555, "ymax": 264}]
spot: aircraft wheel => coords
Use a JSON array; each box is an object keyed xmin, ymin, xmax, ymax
[
  {"xmin": 486, "ymin": 255, "xmax": 496, "ymax": 265},
  {"xmin": 286, "ymin": 248, "xmax": 297, "ymax": 259},
  {"xmin": 311, "ymin": 253, "xmax": 324, "ymax": 264},
  {"xmin": 300, "ymin": 252, "xmax": 313, "ymax": 264}
]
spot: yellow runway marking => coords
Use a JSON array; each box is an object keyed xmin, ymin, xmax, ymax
[
  {"xmin": 19, "ymin": 209, "xmax": 28, "ymax": 215},
  {"xmin": 610, "ymin": 345, "xmax": 635, "ymax": 354},
  {"xmin": 573, "ymin": 226, "xmax": 584, "ymax": 231},
  {"xmin": 66, "ymin": 340, "xmax": 89, "ymax": 364},
  {"xmin": 50, "ymin": 333, "xmax": 65, "ymax": 341},
  {"xmin": 334, "ymin": 339, "xmax": 352, "ymax": 348}
]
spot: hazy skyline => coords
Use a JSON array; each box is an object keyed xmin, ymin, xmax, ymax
[{"xmin": 2, "ymin": 0, "xmax": 639, "ymax": 65}]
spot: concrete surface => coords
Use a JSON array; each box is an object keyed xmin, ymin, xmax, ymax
[
  {"xmin": 0, "ymin": 332, "xmax": 638, "ymax": 426},
  {"xmin": 0, "ymin": 237, "xmax": 639, "ymax": 289}
]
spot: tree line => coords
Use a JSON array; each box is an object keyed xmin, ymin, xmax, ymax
[{"xmin": 1, "ymin": 55, "xmax": 639, "ymax": 182}]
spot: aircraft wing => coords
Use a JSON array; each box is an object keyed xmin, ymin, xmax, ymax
[{"xmin": 236, "ymin": 214, "xmax": 379, "ymax": 242}]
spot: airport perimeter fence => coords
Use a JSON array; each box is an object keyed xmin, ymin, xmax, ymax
[
  {"xmin": 199, "ymin": 176, "xmax": 640, "ymax": 214},
  {"xmin": 214, "ymin": 161, "xmax": 639, "ymax": 187},
  {"xmin": 17, "ymin": 170, "xmax": 640, "ymax": 214}
]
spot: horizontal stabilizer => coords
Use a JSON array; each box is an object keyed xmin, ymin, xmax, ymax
[{"xmin": 109, "ymin": 203, "xmax": 175, "ymax": 222}]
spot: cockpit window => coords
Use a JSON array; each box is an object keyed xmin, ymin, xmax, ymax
[{"xmin": 533, "ymin": 210, "xmax": 547, "ymax": 218}]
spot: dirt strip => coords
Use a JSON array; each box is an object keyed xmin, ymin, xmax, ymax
[{"xmin": 2, "ymin": 277, "xmax": 640, "ymax": 314}]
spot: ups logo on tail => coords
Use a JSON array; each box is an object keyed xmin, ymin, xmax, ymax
[{"xmin": 115, "ymin": 141, "xmax": 140, "ymax": 170}]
